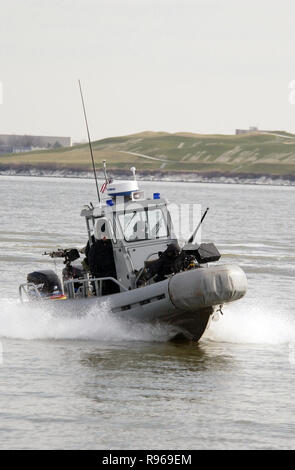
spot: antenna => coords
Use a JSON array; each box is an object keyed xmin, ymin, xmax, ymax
[
  {"xmin": 187, "ymin": 207, "xmax": 209, "ymax": 244},
  {"xmin": 130, "ymin": 166, "xmax": 136, "ymax": 180},
  {"xmin": 78, "ymin": 80, "xmax": 100, "ymax": 203},
  {"xmin": 102, "ymin": 160, "xmax": 108, "ymax": 184}
]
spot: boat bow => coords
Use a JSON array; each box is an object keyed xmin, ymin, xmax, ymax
[{"xmin": 168, "ymin": 264, "xmax": 247, "ymax": 311}]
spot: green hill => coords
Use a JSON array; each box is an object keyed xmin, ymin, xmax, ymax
[{"xmin": 1, "ymin": 130, "xmax": 295, "ymax": 178}]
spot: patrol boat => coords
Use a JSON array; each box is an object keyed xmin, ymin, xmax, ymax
[{"xmin": 19, "ymin": 164, "xmax": 247, "ymax": 341}]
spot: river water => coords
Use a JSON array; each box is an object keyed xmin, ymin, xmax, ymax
[{"xmin": 0, "ymin": 175, "xmax": 294, "ymax": 450}]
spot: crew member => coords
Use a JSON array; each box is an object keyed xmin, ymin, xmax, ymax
[{"xmin": 87, "ymin": 222, "xmax": 119, "ymax": 295}]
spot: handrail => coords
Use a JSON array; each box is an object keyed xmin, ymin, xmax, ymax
[
  {"xmin": 63, "ymin": 276, "xmax": 127, "ymax": 299},
  {"xmin": 19, "ymin": 276, "xmax": 127, "ymax": 302},
  {"xmin": 19, "ymin": 283, "xmax": 43, "ymax": 303}
]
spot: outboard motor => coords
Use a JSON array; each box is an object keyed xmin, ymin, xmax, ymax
[{"xmin": 27, "ymin": 270, "xmax": 62, "ymax": 297}]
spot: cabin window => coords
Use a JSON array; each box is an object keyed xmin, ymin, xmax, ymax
[{"xmin": 118, "ymin": 207, "xmax": 169, "ymax": 242}]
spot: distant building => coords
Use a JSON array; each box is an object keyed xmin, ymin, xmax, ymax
[
  {"xmin": 0, "ymin": 134, "xmax": 71, "ymax": 154},
  {"xmin": 235, "ymin": 126, "xmax": 268, "ymax": 135}
]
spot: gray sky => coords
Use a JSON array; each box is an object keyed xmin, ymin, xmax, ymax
[{"xmin": 1, "ymin": 0, "xmax": 294, "ymax": 141}]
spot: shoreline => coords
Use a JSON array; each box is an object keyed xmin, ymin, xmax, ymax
[{"xmin": 0, "ymin": 166, "xmax": 294, "ymax": 187}]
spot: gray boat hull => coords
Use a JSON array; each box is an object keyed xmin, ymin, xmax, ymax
[{"xmin": 39, "ymin": 264, "xmax": 247, "ymax": 341}]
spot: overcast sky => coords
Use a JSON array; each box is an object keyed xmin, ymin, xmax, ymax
[{"xmin": 0, "ymin": 0, "xmax": 294, "ymax": 141}]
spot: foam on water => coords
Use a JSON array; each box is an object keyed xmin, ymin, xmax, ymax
[
  {"xmin": 205, "ymin": 298, "xmax": 295, "ymax": 345},
  {"xmin": 1, "ymin": 296, "xmax": 294, "ymax": 345},
  {"xmin": 0, "ymin": 298, "xmax": 172, "ymax": 342}
]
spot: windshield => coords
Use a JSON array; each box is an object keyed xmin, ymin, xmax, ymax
[{"xmin": 118, "ymin": 207, "xmax": 169, "ymax": 242}]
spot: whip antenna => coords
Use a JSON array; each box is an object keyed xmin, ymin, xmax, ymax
[
  {"xmin": 187, "ymin": 207, "xmax": 209, "ymax": 244},
  {"xmin": 78, "ymin": 80, "xmax": 100, "ymax": 203}
]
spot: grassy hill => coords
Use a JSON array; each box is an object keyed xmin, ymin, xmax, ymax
[{"xmin": 1, "ymin": 130, "xmax": 295, "ymax": 178}]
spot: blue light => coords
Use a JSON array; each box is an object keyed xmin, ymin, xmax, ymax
[
  {"xmin": 106, "ymin": 199, "xmax": 114, "ymax": 206},
  {"xmin": 153, "ymin": 193, "xmax": 160, "ymax": 200}
]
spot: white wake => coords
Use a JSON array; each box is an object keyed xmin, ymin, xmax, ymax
[
  {"xmin": 0, "ymin": 298, "xmax": 172, "ymax": 342},
  {"xmin": 205, "ymin": 297, "xmax": 295, "ymax": 345}
]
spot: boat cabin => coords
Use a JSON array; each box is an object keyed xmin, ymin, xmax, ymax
[{"xmin": 81, "ymin": 175, "xmax": 178, "ymax": 291}]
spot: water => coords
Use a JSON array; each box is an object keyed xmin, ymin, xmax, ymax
[{"xmin": 0, "ymin": 176, "xmax": 295, "ymax": 449}]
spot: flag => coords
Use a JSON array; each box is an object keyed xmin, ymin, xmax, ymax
[
  {"xmin": 100, "ymin": 181, "xmax": 107, "ymax": 193},
  {"xmin": 100, "ymin": 178, "xmax": 113, "ymax": 193}
]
